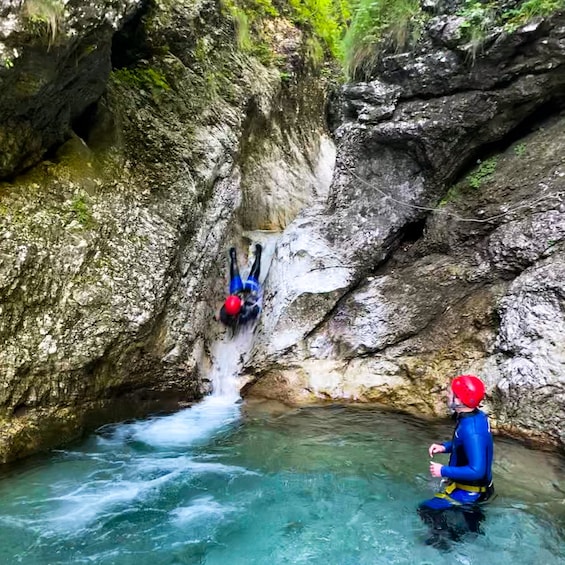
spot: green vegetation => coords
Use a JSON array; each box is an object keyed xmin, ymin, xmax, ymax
[
  {"xmin": 230, "ymin": 7, "xmax": 254, "ymax": 51},
  {"xmin": 457, "ymin": 1, "xmax": 497, "ymax": 59},
  {"xmin": 70, "ymin": 194, "xmax": 95, "ymax": 228},
  {"xmin": 502, "ymin": 0, "xmax": 565, "ymax": 31},
  {"xmin": 221, "ymin": 0, "xmax": 279, "ymax": 62},
  {"xmin": 456, "ymin": 0, "xmax": 565, "ymax": 58},
  {"xmin": 287, "ymin": 0, "xmax": 351, "ymax": 59},
  {"xmin": 439, "ymin": 155, "xmax": 499, "ymax": 206},
  {"xmin": 467, "ymin": 156, "xmax": 498, "ymax": 188},
  {"xmin": 339, "ymin": 0, "xmax": 564, "ymax": 78},
  {"xmin": 221, "ymin": 0, "xmax": 349, "ymax": 69},
  {"xmin": 438, "ymin": 184, "xmax": 461, "ymax": 207},
  {"xmin": 342, "ymin": 0, "xmax": 425, "ymax": 79},
  {"xmin": 23, "ymin": 0, "xmax": 65, "ymax": 46},
  {"xmin": 112, "ymin": 67, "xmax": 170, "ymax": 93},
  {"xmin": 513, "ymin": 142, "xmax": 527, "ymax": 157}
]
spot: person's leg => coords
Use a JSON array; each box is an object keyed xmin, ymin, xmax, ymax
[
  {"xmin": 245, "ymin": 243, "xmax": 262, "ymax": 293},
  {"xmin": 248, "ymin": 243, "xmax": 262, "ymax": 280},
  {"xmin": 229, "ymin": 247, "xmax": 243, "ymax": 294},
  {"xmin": 462, "ymin": 506, "xmax": 485, "ymax": 534},
  {"xmin": 418, "ymin": 496, "xmax": 454, "ymax": 549}
]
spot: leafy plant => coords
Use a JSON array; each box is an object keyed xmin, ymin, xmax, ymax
[
  {"xmin": 467, "ymin": 156, "xmax": 498, "ymax": 189},
  {"xmin": 70, "ymin": 194, "xmax": 94, "ymax": 228},
  {"xmin": 513, "ymin": 142, "xmax": 527, "ymax": 157},
  {"xmin": 457, "ymin": 0, "xmax": 497, "ymax": 60},
  {"xmin": 287, "ymin": 0, "xmax": 351, "ymax": 60}
]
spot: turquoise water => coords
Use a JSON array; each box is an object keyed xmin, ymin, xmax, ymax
[{"xmin": 0, "ymin": 398, "xmax": 563, "ymax": 565}]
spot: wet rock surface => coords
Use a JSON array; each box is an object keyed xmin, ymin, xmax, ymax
[
  {"xmin": 246, "ymin": 9, "xmax": 565, "ymax": 448},
  {"xmin": 0, "ymin": 0, "xmax": 332, "ymax": 461}
]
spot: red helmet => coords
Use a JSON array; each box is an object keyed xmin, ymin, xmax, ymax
[
  {"xmin": 224, "ymin": 295, "xmax": 242, "ymax": 316},
  {"xmin": 451, "ymin": 375, "xmax": 485, "ymax": 408}
]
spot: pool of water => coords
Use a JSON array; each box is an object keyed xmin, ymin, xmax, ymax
[{"xmin": 0, "ymin": 398, "xmax": 563, "ymax": 564}]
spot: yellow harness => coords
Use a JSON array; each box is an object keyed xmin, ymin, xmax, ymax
[
  {"xmin": 434, "ymin": 482, "xmax": 488, "ymax": 504},
  {"xmin": 444, "ymin": 482, "xmax": 488, "ymax": 494}
]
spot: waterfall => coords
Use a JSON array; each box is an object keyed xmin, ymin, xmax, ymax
[{"xmin": 207, "ymin": 232, "xmax": 279, "ymax": 401}]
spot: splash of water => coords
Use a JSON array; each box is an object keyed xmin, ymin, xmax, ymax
[
  {"xmin": 208, "ymin": 328, "xmax": 256, "ymax": 400},
  {"xmin": 207, "ymin": 232, "xmax": 279, "ymax": 401}
]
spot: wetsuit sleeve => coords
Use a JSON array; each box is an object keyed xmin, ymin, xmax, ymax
[
  {"xmin": 238, "ymin": 303, "xmax": 260, "ymax": 324},
  {"xmin": 440, "ymin": 433, "xmax": 486, "ymax": 482},
  {"xmin": 442, "ymin": 441, "xmax": 453, "ymax": 453}
]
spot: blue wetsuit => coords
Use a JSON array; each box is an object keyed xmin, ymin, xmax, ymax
[
  {"xmin": 220, "ymin": 245, "xmax": 262, "ymax": 329},
  {"xmin": 418, "ymin": 409, "xmax": 494, "ymax": 543},
  {"xmin": 229, "ymin": 274, "xmax": 261, "ymax": 325}
]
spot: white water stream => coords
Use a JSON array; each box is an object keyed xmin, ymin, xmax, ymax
[{"xmin": 0, "ymin": 234, "xmax": 281, "ymax": 538}]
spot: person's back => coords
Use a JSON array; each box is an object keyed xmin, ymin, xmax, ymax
[{"xmin": 238, "ymin": 289, "xmax": 261, "ymax": 325}]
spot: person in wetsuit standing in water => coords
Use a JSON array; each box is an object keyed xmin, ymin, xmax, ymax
[
  {"xmin": 217, "ymin": 244, "xmax": 262, "ymax": 334},
  {"xmin": 418, "ymin": 374, "xmax": 495, "ymax": 549}
]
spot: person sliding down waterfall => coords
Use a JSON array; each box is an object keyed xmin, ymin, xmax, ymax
[
  {"xmin": 215, "ymin": 244, "xmax": 262, "ymax": 335},
  {"xmin": 418, "ymin": 375, "xmax": 495, "ymax": 550}
]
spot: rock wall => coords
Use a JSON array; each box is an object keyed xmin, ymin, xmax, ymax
[
  {"xmin": 244, "ymin": 6, "xmax": 565, "ymax": 449},
  {"xmin": 0, "ymin": 0, "xmax": 334, "ymax": 462}
]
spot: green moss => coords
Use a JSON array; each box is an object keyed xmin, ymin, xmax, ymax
[
  {"xmin": 15, "ymin": 73, "xmax": 47, "ymax": 96},
  {"xmin": 112, "ymin": 67, "xmax": 171, "ymax": 92}
]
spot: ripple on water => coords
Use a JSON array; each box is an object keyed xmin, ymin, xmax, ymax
[{"xmin": 0, "ymin": 403, "xmax": 563, "ymax": 565}]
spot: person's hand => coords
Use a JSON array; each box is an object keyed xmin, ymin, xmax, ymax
[
  {"xmin": 429, "ymin": 462, "xmax": 444, "ymax": 478},
  {"xmin": 428, "ymin": 443, "xmax": 446, "ymax": 458}
]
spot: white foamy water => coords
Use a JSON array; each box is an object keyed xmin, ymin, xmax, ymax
[
  {"xmin": 112, "ymin": 394, "xmax": 242, "ymax": 448},
  {"xmin": 207, "ymin": 231, "xmax": 279, "ymax": 400},
  {"xmin": 2, "ymin": 233, "xmax": 282, "ymax": 537}
]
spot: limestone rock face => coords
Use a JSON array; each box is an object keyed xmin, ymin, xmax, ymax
[
  {"xmin": 0, "ymin": 0, "xmax": 333, "ymax": 462},
  {"xmin": 245, "ymin": 10, "xmax": 565, "ymax": 448},
  {"xmin": 494, "ymin": 254, "xmax": 565, "ymax": 445},
  {"xmin": 0, "ymin": 0, "xmax": 144, "ymax": 177}
]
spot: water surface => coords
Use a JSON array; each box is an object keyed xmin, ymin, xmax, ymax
[{"xmin": 0, "ymin": 399, "xmax": 563, "ymax": 564}]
